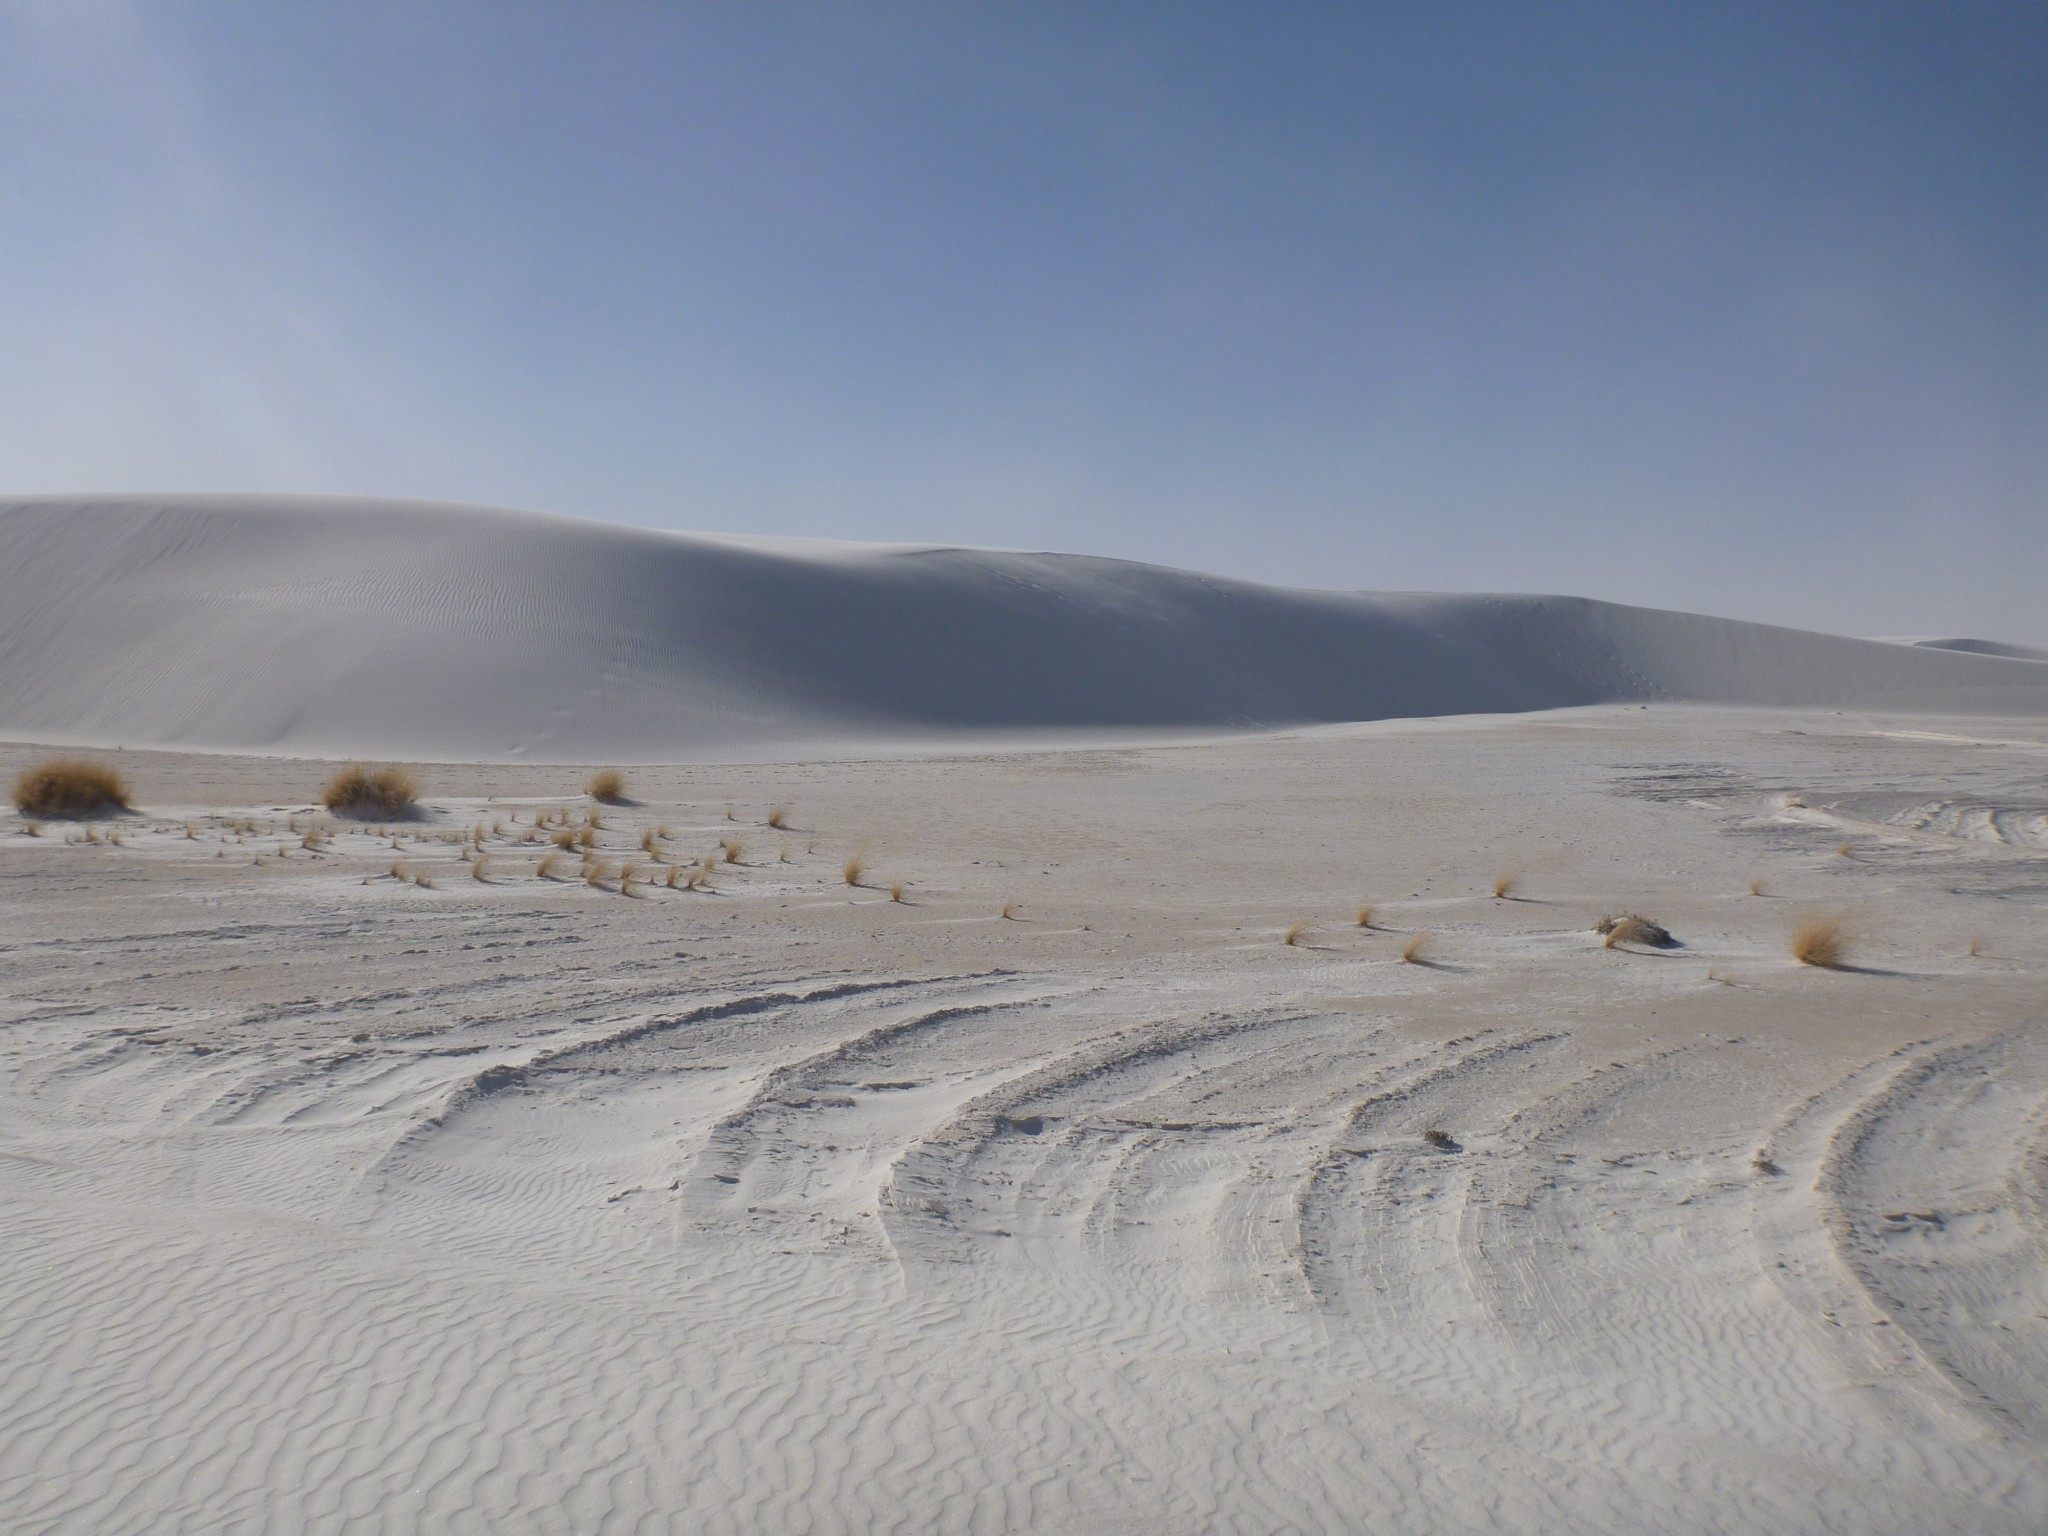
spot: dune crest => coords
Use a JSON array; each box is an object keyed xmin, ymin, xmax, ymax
[{"xmin": 4, "ymin": 494, "xmax": 2045, "ymax": 760}]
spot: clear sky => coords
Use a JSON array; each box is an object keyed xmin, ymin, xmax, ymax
[{"xmin": 3, "ymin": 2, "xmax": 2043, "ymax": 642}]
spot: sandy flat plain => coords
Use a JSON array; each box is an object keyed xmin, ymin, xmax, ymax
[{"xmin": 4, "ymin": 704, "xmax": 2047, "ymax": 1534}]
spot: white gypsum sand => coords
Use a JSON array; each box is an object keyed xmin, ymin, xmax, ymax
[
  {"xmin": 3, "ymin": 494, "xmax": 2046, "ymax": 761},
  {"xmin": 3, "ymin": 704, "xmax": 2047, "ymax": 1533}
]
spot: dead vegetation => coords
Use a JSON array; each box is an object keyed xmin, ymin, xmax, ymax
[
  {"xmin": 323, "ymin": 765, "xmax": 418, "ymax": 819},
  {"xmin": 889, "ymin": 881, "xmax": 908, "ymax": 903},
  {"xmin": 1354, "ymin": 903, "xmax": 1375, "ymax": 929},
  {"xmin": 1422, "ymin": 1128, "xmax": 1458, "ymax": 1151},
  {"xmin": 1492, "ymin": 866, "xmax": 1522, "ymax": 900},
  {"xmin": 1595, "ymin": 913, "xmax": 1675, "ymax": 950},
  {"xmin": 1401, "ymin": 931, "xmax": 1432, "ymax": 964},
  {"xmin": 1790, "ymin": 913, "xmax": 1851, "ymax": 970},
  {"xmin": 12, "ymin": 758, "xmax": 131, "ymax": 818},
  {"xmin": 1748, "ymin": 877, "xmax": 1767, "ymax": 897},
  {"xmin": 843, "ymin": 852, "xmax": 867, "ymax": 887},
  {"xmin": 1000, "ymin": 900, "xmax": 1019, "ymax": 920},
  {"xmin": 586, "ymin": 769, "xmax": 627, "ymax": 803},
  {"xmin": 766, "ymin": 804, "xmax": 790, "ymax": 829},
  {"xmin": 1283, "ymin": 920, "xmax": 1313, "ymax": 946}
]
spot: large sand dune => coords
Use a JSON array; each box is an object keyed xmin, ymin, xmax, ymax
[{"xmin": 4, "ymin": 494, "xmax": 2043, "ymax": 759}]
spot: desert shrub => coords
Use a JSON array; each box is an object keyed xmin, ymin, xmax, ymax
[
  {"xmin": 323, "ymin": 765, "xmax": 418, "ymax": 819},
  {"xmin": 1790, "ymin": 914, "xmax": 1850, "ymax": 969},
  {"xmin": 12, "ymin": 758, "xmax": 131, "ymax": 818},
  {"xmin": 587, "ymin": 769, "xmax": 627, "ymax": 803}
]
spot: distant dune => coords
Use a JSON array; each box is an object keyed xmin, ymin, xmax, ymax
[
  {"xmin": 3, "ymin": 494, "xmax": 2045, "ymax": 760},
  {"xmin": 1900, "ymin": 636, "xmax": 2048, "ymax": 664}
]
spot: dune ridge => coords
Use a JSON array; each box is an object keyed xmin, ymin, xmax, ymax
[{"xmin": 3, "ymin": 493, "xmax": 2045, "ymax": 760}]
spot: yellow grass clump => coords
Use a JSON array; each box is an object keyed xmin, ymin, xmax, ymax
[
  {"xmin": 470, "ymin": 854, "xmax": 492, "ymax": 883},
  {"xmin": 1354, "ymin": 903, "xmax": 1375, "ymax": 929},
  {"xmin": 587, "ymin": 769, "xmax": 627, "ymax": 803},
  {"xmin": 1283, "ymin": 920, "xmax": 1313, "ymax": 946},
  {"xmin": 1000, "ymin": 900, "xmax": 1019, "ymax": 920},
  {"xmin": 538, "ymin": 852, "xmax": 570, "ymax": 880},
  {"xmin": 619, "ymin": 861, "xmax": 644, "ymax": 895},
  {"xmin": 1966, "ymin": 935, "xmax": 1985, "ymax": 959},
  {"xmin": 12, "ymin": 758, "xmax": 131, "ymax": 818},
  {"xmin": 720, "ymin": 836, "xmax": 744, "ymax": 865},
  {"xmin": 843, "ymin": 852, "xmax": 867, "ymax": 887},
  {"xmin": 889, "ymin": 881, "xmax": 908, "ymax": 903},
  {"xmin": 1748, "ymin": 877, "xmax": 1767, "ymax": 897},
  {"xmin": 1790, "ymin": 913, "xmax": 1851, "ymax": 970},
  {"xmin": 767, "ymin": 804, "xmax": 790, "ymax": 829},
  {"xmin": 323, "ymin": 764, "xmax": 418, "ymax": 819},
  {"xmin": 1401, "ymin": 931, "xmax": 1432, "ymax": 964},
  {"xmin": 1492, "ymin": 867, "xmax": 1522, "ymax": 900}
]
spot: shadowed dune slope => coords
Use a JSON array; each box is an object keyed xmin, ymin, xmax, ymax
[{"xmin": 4, "ymin": 494, "xmax": 2045, "ymax": 759}]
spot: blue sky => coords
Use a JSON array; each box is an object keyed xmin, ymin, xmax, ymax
[{"xmin": 3, "ymin": 2, "xmax": 2043, "ymax": 642}]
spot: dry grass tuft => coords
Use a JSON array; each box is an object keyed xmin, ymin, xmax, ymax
[
  {"xmin": 470, "ymin": 854, "xmax": 492, "ymax": 883},
  {"xmin": 619, "ymin": 861, "xmax": 644, "ymax": 895},
  {"xmin": 1283, "ymin": 920, "xmax": 1313, "ymax": 946},
  {"xmin": 1751, "ymin": 1149, "xmax": 1781, "ymax": 1176},
  {"xmin": 1354, "ymin": 903, "xmax": 1375, "ymax": 929},
  {"xmin": 578, "ymin": 825, "xmax": 598, "ymax": 851},
  {"xmin": 1492, "ymin": 866, "xmax": 1522, "ymax": 900},
  {"xmin": 889, "ymin": 880, "xmax": 907, "ymax": 903},
  {"xmin": 583, "ymin": 856, "xmax": 615, "ymax": 889},
  {"xmin": 1400, "ymin": 931, "xmax": 1432, "ymax": 964},
  {"xmin": 1835, "ymin": 841, "xmax": 1854, "ymax": 858},
  {"xmin": 1966, "ymin": 935, "xmax": 1985, "ymax": 959},
  {"xmin": 550, "ymin": 827, "xmax": 579, "ymax": 849},
  {"xmin": 413, "ymin": 870, "xmax": 436, "ymax": 890},
  {"xmin": 1000, "ymin": 900, "xmax": 1019, "ymax": 920},
  {"xmin": 538, "ymin": 852, "xmax": 570, "ymax": 880},
  {"xmin": 724, "ymin": 804, "xmax": 738, "ymax": 822},
  {"xmin": 766, "ymin": 804, "xmax": 790, "ymax": 830},
  {"xmin": 323, "ymin": 764, "xmax": 418, "ymax": 819},
  {"xmin": 24, "ymin": 820, "xmax": 45, "ymax": 837},
  {"xmin": 1422, "ymin": 1128, "xmax": 1458, "ymax": 1151},
  {"xmin": 1748, "ymin": 877, "xmax": 1767, "ymax": 897},
  {"xmin": 719, "ymin": 836, "xmax": 745, "ymax": 865},
  {"xmin": 13, "ymin": 758, "xmax": 132, "ymax": 818},
  {"xmin": 1790, "ymin": 913, "xmax": 1851, "ymax": 970},
  {"xmin": 586, "ymin": 769, "xmax": 627, "ymax": 803},
  {"xmin": 640, "ymin": 828, "xmax": 661, "ymax": 855},
  {"xmin": 843, "ymin": 852, "xmax": 867, "ymax": 887}
]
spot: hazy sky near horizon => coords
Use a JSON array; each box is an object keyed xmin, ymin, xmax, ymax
[{"xmin": 3, "ymin": 2, "xmax": 2043, "ymax": 642}]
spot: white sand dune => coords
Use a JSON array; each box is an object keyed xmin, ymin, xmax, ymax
[{"xmin": 4, "ymin": 494, "xmax": 2045, "ymax": 759}]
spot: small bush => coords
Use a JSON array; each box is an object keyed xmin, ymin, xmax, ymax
[
  {"xmin": 323, "ymin": 765, "xmax": 418, "ymax": 819},
  {"xmin": 1492, "ymin": 867, "xmax": 1522, "ymax": 900},
  {"xmin": 1401, "ymin": 932, "xmax": 1432, "ymax": 964},
  {"xmin": 1355, "ymin": 903, "xmax": 1375, "ymax": 929},
  {"xmin": 889, "ymin": 880, "xmax": 907, "ymax": 903},
  {"xmin": 1595, "ymin": 913, "xmax": 1674, "ymax": 950},
  {"xmin": 720, "ymin": 836, "xmax": 744, "ymax": 865},
  {"xmin": 1790, "ymin": 914, "xmax": 1851, "ymax": 969},
  {"xmin": 1000, "ymin": 900, "xmax": 1019, "ymax": 920},
  {"xmin": 767, "ymin": 804, "xmax": 790, "ymax": 829},
  {"xmin": 1283, "ymin": 920, "xmax": 1312, "ymax": 946},
  {"xmin": 843, "ymin": 852, "xmax": 867, "ymax": 887},
  {"xmin": 12, "ymin": 758, "xmax": 131, "ymax": 818},
  {"xmin": 1748, "ymin": 877, "xmax": 1767, "ymax": 897},
  {"xmin": 587, "ymin": 769, "xmax": 627, "ymax": 803}
]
